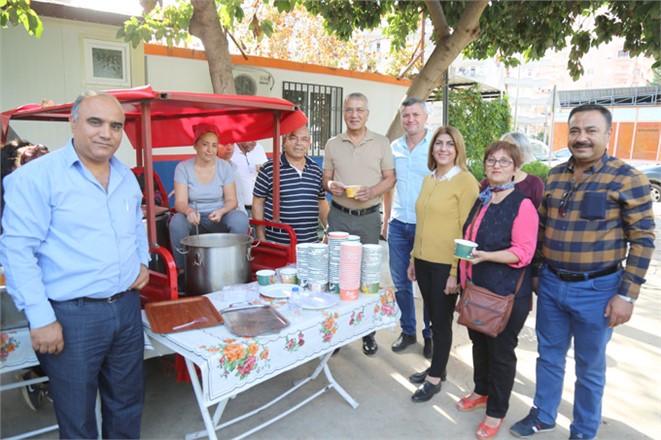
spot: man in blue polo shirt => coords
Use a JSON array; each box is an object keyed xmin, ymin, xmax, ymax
[
  {"xmin": 382, "ymin": 97, "xmax": 433, "ymax": 357},
  {"xmin": 253, "ymin": 126, "xmax": 329, "ymax": 244}
]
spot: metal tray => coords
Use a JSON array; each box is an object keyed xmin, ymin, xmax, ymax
[{"xmin": 221, "ymin": 304, "xmax": 289, "ymax": 337}]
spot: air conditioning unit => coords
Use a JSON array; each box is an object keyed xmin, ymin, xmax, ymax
[{"xmin": 232, "ymin": 66, "xmax": 274, "ymax": 96}]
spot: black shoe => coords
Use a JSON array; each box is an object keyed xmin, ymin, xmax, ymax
[
  {"xmin": 362, "ymin": 334, "xmax": 378, "ymax": 355},
  {"xmin": 409, "ymin": 368, "xmax": 429, "ymax": 384},
  {"xmin": 411, "ymin": 380, "xmax": 442, "ymax": 402},
  {"xmin": 409, "ymin": 368, "xmax": 447, "ymax": 384},
  {"xmin": 391, "ymin": 333, "xmax": 417, "ymax": 352},
  {"xmin": 423, "ymin": 337, "xmax": 432, "ymax": 359}
]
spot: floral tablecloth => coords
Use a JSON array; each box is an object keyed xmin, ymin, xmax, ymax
[
  {"xmin": 0, "ymin": 327, "xmax": 39, "ymax": 374},
  {"xmin": 142, "ymin": 288, "xmax": 399, "ymax": 404}
]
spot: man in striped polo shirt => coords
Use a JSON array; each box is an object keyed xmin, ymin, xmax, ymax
[
  {"xmin": 252, "ymin": 126, "xmax": 329, "ymax": 245},
  {"xmin": 510, "ymin": 104, "xmax": 655, "ymax": 440}
]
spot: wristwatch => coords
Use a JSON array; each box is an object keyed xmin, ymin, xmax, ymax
[{"xmin": 617, "ymin": 294, "xmax": 636, "ymax": 304}]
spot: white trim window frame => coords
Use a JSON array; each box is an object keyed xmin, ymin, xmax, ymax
[{"xmin": 83, "ymin": 39, "xmax": 131, "ymax": 87}]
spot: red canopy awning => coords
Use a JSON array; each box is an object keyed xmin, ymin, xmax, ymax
[
  {"xmin": 1, "ymin": 85, "xmax": 307, "ymax": 147},
  {"xmin": 1, "ymin": 85, "xmax": 307, "ymax": 241}
]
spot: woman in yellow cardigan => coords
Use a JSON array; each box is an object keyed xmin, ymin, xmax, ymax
[{"xmin": 407, "ymin": 126, "xmax": 479, "ymax": 402}]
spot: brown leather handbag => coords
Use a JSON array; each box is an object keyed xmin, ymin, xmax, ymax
[{"xmin": 455, "ymin": 273, "xmax": 524, "ymax": 338}]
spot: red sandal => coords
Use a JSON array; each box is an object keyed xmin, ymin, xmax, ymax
[
  {"xmin": 476, "ymin": 418, "xmax": 503, "ymax": 440},
  {"xmin": 457, "ymin": 394, "xmax": 488, "ymax": 412}
]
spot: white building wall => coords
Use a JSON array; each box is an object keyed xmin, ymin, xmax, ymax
[{"xmin": 1, "ymin": 17, "xmax": 145, "ymax": 166}]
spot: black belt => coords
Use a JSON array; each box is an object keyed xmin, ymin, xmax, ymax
[
  {"xmin": 77, "ymin": 291, "xmax": 128, "ymax": 303},
  {"xmin": 546, "ymin": 264, "xmax": 621, "ymax": 282},
  {"xmin": 331, "ymin": 201, "xmax": 380, "ymax": 216}
]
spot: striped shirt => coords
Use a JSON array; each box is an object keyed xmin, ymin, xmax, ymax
[
  {"xmin": 253, "ymin": 154, "xmax": 326, "ymax": 245},
  {"xmin": 539, "ymin": 153, "xmax": 655, "ymax": 298}
]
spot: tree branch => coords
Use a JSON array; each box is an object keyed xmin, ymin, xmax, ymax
[
  {"xmin": 424, "ymin": 0, "xmax": 449, "ymax": 41},
  {"xmin": 386, "ymin": 0, "xmax": 490, "ymax": 140},
  {"xmin": 189, "ymin": 0, "xmax": 235, "ymax": 94}
]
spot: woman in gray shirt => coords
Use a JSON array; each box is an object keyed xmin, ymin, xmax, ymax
[{"xmin": 169, "ymin": 124, "xmax": 250, "ymax": 270}]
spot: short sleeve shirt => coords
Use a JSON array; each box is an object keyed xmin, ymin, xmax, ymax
[
  {"xmin": 253, "ymin": 155, "xmax": 326, "ymax": 245},
  {"xmin": 174, "ymin": 157, "xmax": 235, "ymax": 213},
  {"xmin": 322, "ymin": 128, "xmax": 394, "ymax": 209}
]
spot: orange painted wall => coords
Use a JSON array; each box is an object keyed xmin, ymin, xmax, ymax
[
  {"xmin": 553, "ymin": 120, "xmax": 660, "ymax": 161},
  {"xmin": 614, "ymin": 123, "xmax": 634, "ymax": 159}
]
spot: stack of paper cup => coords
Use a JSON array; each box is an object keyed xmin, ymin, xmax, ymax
[
  {"xmin": 361, "ymin": 244, "xmax": 382, "ymax": 294},
  {"xmin": 328, "ymin": 231, "xmax": 349, "ymax": 294},
  {"xmin": 296, "ymin": 243, "xmax": 311, "ymax": 286},
  {"xmin": 339, "ymin": 241, "xmax": 362, "ymax": 300},
  {"xmin": 306, "ymin": 243, "xmax": 329, "ymax": 292}
]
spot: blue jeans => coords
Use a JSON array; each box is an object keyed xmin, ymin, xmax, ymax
[
  {"xmin": 533, "ymin": 265, "xmax": 621, "ymax": 439},
  {"xmin": 388, "ymin": 219, "xmax": 431, "ymax": 338},
  {"xmin": 37, "ymin": 291, "xmax": 145, "ymax": 439}
]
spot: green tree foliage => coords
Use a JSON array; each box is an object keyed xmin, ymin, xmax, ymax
[
  {"xmin": 303, "ymin": 0, "xmax": 660, "ymax": 139},
  {"xmin": 446, "ymin": 86, "xmax": 511, "ymax": 181},
  {"xmin": 522, "ymin": 161, "xmax": 551, "ymax": 181},
  {"xmin": 0, "ymin": 0, "xmax": 43, "ymax": 38},
  {"xmin": 305, "ymin": 1, "xmax": 660, "ymax": 79},
  {"xmin": 649, "ymin": 68, "xmax": 661, "ymax": 86}
]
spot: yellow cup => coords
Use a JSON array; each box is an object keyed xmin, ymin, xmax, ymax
[{"xmin": 345, "ymin": 185, "xmax": 362, "ymax": 198}]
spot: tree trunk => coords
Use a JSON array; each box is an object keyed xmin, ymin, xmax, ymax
[
  {"xmin": 190, "ymin": 0, "xmax": 235, "ymax": 94},
  {"xmin": 385, "ymin": 0, "xmax": 489, "ymax": 141}
]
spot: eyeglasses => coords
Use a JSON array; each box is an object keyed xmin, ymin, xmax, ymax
[
  {"xmin": 485, "ymin": 157, "xmax": 513, "ymax": 168},
  {"xmin": 558, "ymin": 187, "xmax": 575, "ymax": 217},
  {"xmin": 343, "ymin": 107, "xmax": 367, "ymax": 115}
]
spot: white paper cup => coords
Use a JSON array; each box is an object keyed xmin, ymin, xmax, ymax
[{"xmin": 279, "ymin": 268, "xmax": 298, "ymax": 284}]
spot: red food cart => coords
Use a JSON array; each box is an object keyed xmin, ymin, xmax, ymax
[{"xmin": 1, "ymin": 85, "xmax": 307, "ymax": 304}]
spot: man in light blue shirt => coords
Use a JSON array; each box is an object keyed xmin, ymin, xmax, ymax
[
  {"xmin": 382, "ymin": 97, "xmax": 433, "ymax": 357},
  {"xmin": 0, "ymin": 91, "xmax": 149, "ymax": 439}
]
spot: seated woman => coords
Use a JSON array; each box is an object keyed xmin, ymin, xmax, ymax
[
  {"xmin": 457, "ymin": 141, "xmax": 539, "ymax": 440},
  {"xmin": 169, "ymin": 124, "xmax": 250, "ymax": 270}
]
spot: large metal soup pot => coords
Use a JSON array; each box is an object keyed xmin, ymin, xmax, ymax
[{"xmin": 181, "ymin": 233, "xmax": 252, "ymax": 296}]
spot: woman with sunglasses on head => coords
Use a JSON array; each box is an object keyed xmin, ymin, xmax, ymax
[
  {"xmin": 406, "ymin": 126, "xmax": 479, "ymax": 402},
  {"xmin": 456, "ymin": 141, "xmax": 539, "ymax": 439}
]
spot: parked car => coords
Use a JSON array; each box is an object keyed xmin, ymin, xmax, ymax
[
  {"xmin": 638, "ymin": 163, "xmax": 661, "ymax": 203},
  {"xmin": 550, "ymin": 148, "xmax": 572, "ymax": 167}
]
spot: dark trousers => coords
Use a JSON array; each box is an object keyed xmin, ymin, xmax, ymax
[
  {"xmin": 468, "ymin": 294, "xmax": 531, "ymax": 419},
  {"xmin": 37, "ymin": 291, "xmax": 145, "ymax": 439},
  {"xmin": 414, "ymin": 259, "xmax": 457, "ymax": 379}
]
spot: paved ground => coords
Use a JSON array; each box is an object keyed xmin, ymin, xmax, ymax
[{"xmin": 2, "ymin": 205, "xmax": 660, "ymax": 439}]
